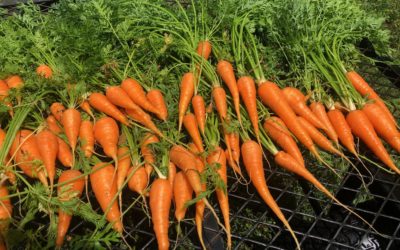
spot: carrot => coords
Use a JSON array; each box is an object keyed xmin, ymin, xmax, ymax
[
  {"xmin": 217, "ymin": 60, "xmax": 241, "ymax": 123},
  {"xmin": 146, "ymin": 89, "xmax": 168, "ymax": 121},
  {"xmin": 178, "ymin": 73, "xmax": 195, "ymax": 131},
  {"xmin": 150, "ymin": 178, "xmax": 172, "ymax": 250},
  {"xmin": 90, "ymin": 163, "xmax": 123, "ymax": 233},
  {"xmin": 125, "ymin": 108, "xmax": 163, "ymax": 137},
  {"xmin": 168, "ymin": 162, "xmax": 176, "ymax": 190},
  {"xmin": 0, "ymin": 185, "xmax": 12, "ymax": 248},
  {"xmin": 347, "ymin": 110, "xmax": 400, "ymax": 174},
  {"xmin": 56, "ymin": 170, "xmax": 85, "ymax": 247},
  {"xmin": 258, "ymin": 81, "xmax": 318, "ymax": 156},
  {"xmin": 36, "ymin": 65, "xmax": 52, "ymax": 79},
  {"xmin": 93, "ymin": 117, "xmax": 119, "ymax": 161},
  {"xmin": 193, "ymin": 154, "xmax": 207, "ymax": 250},
  {"xmin": 120, "ymin": 78, "xmax": 159, "ymax": 115},
  {"xmin": 0, "ymin": 80, "xmax": 9, "ymax": 101},
  {"xmin": 310, "ymin": 102, "xmax": 339, "ymax": 144},
  {"xmin": 5, "ymin": 75, "xmax": 23, "ymax": 89},
  {"xmin": 346, "ymin": 71, "xmax": 397, "ymax": 125},
  {"xmin": 238, "ymin": 77, "xmax": 259, "ymax": 140},
  {"xmin": 79, "ymin": 120, "xmax": 94, "ymax": 158},
  {"xmin": 282, "ymin": 87, "xmax": 325, "ymax": 130},
  {"xmin": 127, "ymin": 166, "xmax": 149, "ymax": 195},
  {"xmin": 61, "ymin": 108, "xmax": 81, "ymax": 152},
  {"xmin": 188, "ymin": 142, "xmax": 200, "ymax": 155},
  {"xmin": 196, "ymin": 40, "xmax": 212, "ymax": 60},
  {"xmin": 173, "ymin": 171, "xmax": 193, "ymax": 222},
  {"xmin": 263, "ymin": 118, "xmax": 305, "ymax": 167},
  {"xmin": 226, "ymin": 132, "xmax": 240, "ymax": 165},
  {"xmin": 46, "ymin": 115, "xmax": 62, "ymax": 134},
  {"xmin": 88, "ymin": 93, "xmax": 129, "ymax": 125},
  {"xmin": 57, "ymin": 137, "xmax": 73, "ymax": 168},
  {"xmin": 207, "ymin": 147, "xmax": 231, "ymax": 249},
  {"xmin": 241, "ymin": 140, "xmax": 300, "ymax": 249},
  {"xmin": 183, "ymin": 113, "xmax": 204, "ymax": 153},
  {"xmin": 192, "ymin": 95, "xmax": 206, "ymax": 134},
  {"xmin": 225, "ymin": 149, "xmax": 243, "ymax": 176},
  {"xmin": 36, "ymin": 129, "xmax": 58, "ymax": 190},
  {"xmin": 362, "ymin": 102, "xmax": 400, "ymax": 153},
  {"xmin": 327, "ymin": 109, "xmax": 356, "ymax": 154},
  {"xmin": 213, "ymin": 86, "xmax": 228, "ymax": 120},
  {"xmin": 50, "ymin": 102, "xmax": 66, "ymax": 122},
  {"xmin": 106, "ymin": 86, "xmax": 144, "ymax": 112},
  {"xmin": 116, "ymin": 147, "xmax": 131, "ymax": 192},
  {"xmin": 80, "ymin": 100, "xmax": 94, "ymax": 119},
  {"xmin": 141, "ymin": 133, "xmax": 159, "ymax": 177}
]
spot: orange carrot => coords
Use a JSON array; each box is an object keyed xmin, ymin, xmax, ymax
[
  {"xmin": 36, "ymin": 129, "xmax": 58, "ymax": 189},
  {"xmin": 50, "ymin": 102, "xmax": 66, "ymax": 122},
  {"xmin": 168, "ymin": 162, "xmax": 176, "ymax": 190},
  {"xmin": 0, "ymin": 185, "xmax": 12, "ymax": 248},
  {"xmin": 217, "ymin": 60, "xmax": 241, "ymax": 123},
  {"xmin": 310, "ymin": 102, "xmax": 339, "ymax": 144},
  {"xmin": 226, "ymin": 132, "xmax": 240, "ymax": 165},
  {"xmin": 125, "ymin": 108, "xmax": 163, "ymax": 137},
  {"xmin": 5, "ymin": 75, "xmax": 23, "ymax": 89},
  {"xmin": 57, "ymin": 137, "xmax": 73, "ymax": 168},
  {"xmin": 225, "ymin": 149, "xmax": 243, "ymax": 176},
  {"xmin": 127, "ymin": 166, "xmax": 148, "ymax": 195},
  {"xmin": 141, "ymin": 133, "xmax": 159, "ymax": 177},
  {"xmin": 213, "ymin": 86, "xmax": 228, "ymax": 120},
  {"xmin": 56, "ymin": 170, "xmax": 85, "ymax": 247},
  {"xmin": 79, "ymin": 120, "xmax": 94, "ymax": 158},
  {"xmin": 196, "ymin": 40, "xmax": 212, "ymax": 60},
  {"xmin": 192, "ymin": 95, "xmax": 206, "ymax": 134},
  {"xmin": 36, "ymin": 65, "xmax": 52, "ymax": 79},
  {"xmin": 90, "ymin": 163, "xmax": 123, "ymax": 233},
  {"xmin": 0, "ymin": 80, "xmax": 9, "ymax": 101},
  {"xmin": 241, "ymin": 140, "xmax": 300, "ymax": 249},
  {"xmin": 150, "ymin": 178, "xmax": 172, "ymax": 250},
  {"xmin": 178, "ymin": 73, "xmax": 195, "ymax": 131},
  {"xmin": 282, "ymin": 87, "xmax": 325, "ymax": 130},
  {"xmin": 116, "ymin": 147, "xmax": 131, "ymax": 190},
  {"xmin": 46, "ymin": 115, "xmax": 62, "ymax": 134},
  {"xmin": 94, "ymin": 117, "xmax": 119, "ymax": 161},
  {"xmin": 183, "ymin": 113, "xmax": 204, "ymax": 153},
  {"xmin": 238, "ymin": 76, "xmax": 259, "ymax": 139},
  {"xmin": 327, "ymin": 109, "xmax": 356, "ymax": 154},
  {"xmin": 80, "ymin": 100, "xmax": 94, "ymax": 118},
  {"xmin": 147, "ymin": 89, "xmax": 168, "ymax": 121},
  {"xmin": 173, "ymin": 171, "xmax": 193, "ymax": 222},
  {"xmin": 106, "ymin": 86, "xmax": 144, "ymax": 112},
  {"xmin": 347, "ymin": 110, "xmax": 399, "ymax": 174},
  {"xmin": 88, "ymin": 93, "xmax": 129, "ymax": 125},
  {"xmin": 61, "ymin": 108, "xmax": 81, "ymax": 152},
  {"xmin": 121, "ymin": 78, "xmax": 159, "ymax": 115}
]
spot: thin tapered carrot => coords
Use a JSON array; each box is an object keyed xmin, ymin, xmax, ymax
[
  {"xmin": 226, "ymin": 132, "xmax": 240, "ymax": 165},
  {"xmin": 263, "ymin": 118, "xmax": 305, "ymax": 167},
  {"xmin": 241, "ymin": 140, "xmax": 300, "ymax": 249},
  {"xmin": 79, "ymin": 120, "xmax": 94, "ymax": 158},
  {"xmin": 327, "ymin": 109, "xmax": 356, "ymax": 154},
  {"xmin": 46, "ymin": 115, "xmax": 62, "ymax": 134},
  {"xmin": 147, "ymin": 89, "xmax": 168, "ymax": 121},
  {"xmin": 80, "ymin": 100, "xmax": 94, "ymax": 119},
  {"xmin": 193, "ymin": 152, "xmax": 207, "ymax": 250},
  {"xmin": 183, "ymin": 113, "xmax": 204, "ymax": 153},
  {"xmin": 346, "ymin": 110, "xmax": 400, "ymax": 174},
  {"xmin": 36, "ymin": 65, "xmax": 52, "ymax": 79},
  {"xmin": 192, "ymin": 95, "xmax": 206, "ymax": 135},
  {"xmin": 150, "ymin": 178, "xmax": 172, "ymax": 250},
  {"xmin": 36, "ymin": 129, "xmax": 58, "ymax": 190},
  {"xmin": 238, "ymin": 76, "xmax": 259, "ymax": 140},
  {"xmin": 121, "ymin": 78, "xmax": 159, "ymax": 115},
  {"xmin": 310, "ymin": 102, "xmax": 339, "ymax": 144},
  {"xmin": 362, "ymin": 102, "xmax": 400, "ymax": 153},
  {"xmin": 188, "ymin": 142, "xmax": 200, "ymax": 155},
  {"xmin": 346, "ymin": 71, "xmax": 397, "ymax": 125},
  {"xmin": 106, "ymin": 86, "xmax": 144, "ymax": 112},
  {"xmin": 196, "ymin": 40, "xmax": 212, "ymax": 60},
  {"xmin": 61, "ymin": 108, "xmax": 81, "ymax": 152},
  {"xmin": 168, "ymin": 162, "xmax": 176, "ymax": 191},
  {"xmin": 50, "ymin": 102, "xmax": 65, "ymax": 122},
  {"xmin": 90, "ymin": 163, "xmax": 123, "ymax": 233},
  {"xmin": 57, "ymin": 137, "xmax": 73, "ymax": 168},
  {"xmin": 88, "ymin": 93, "xmax": 129, "ymax": 125},
  {"xmin": 282, "ymin": 87, "xmax": 325, "ymax": 130},
  {"xmin": 56, "ymin": 170, "xmax": 85, "ymax": 247},
  {"xmin": 117, "ymin": 147, "xmax": 131, "ymax": 192},
  {"xmin": 173, "ymin": 171, "xmax": 193, "ymax": 222},
  {"xmin": 213, "ymin": 86, "xmax": 228, "ymax": 121},
  {"xmin": 225, "ymin": 149, "xmax": 243, "ymax": 176},
  {"xmin": 127, "ymin": 166, "xmax": 148, "ymax": 195},
  {"xmin": 0, "ymin": 185, "xmax": 12, "ymax": 249},
  {"xmin": 93, "ymin": 117, "xmax": 119, "ymax": 162},
  {"xmin": 178, "ymin": 73, "xmax": 195, "ymax": 131},
  {"xmin": 217, "ymin": 60, "xmax": 241, "ymax": 123},
  {"xmin": 141, "ymin": 133, "xmax": 159, "ymax": 177},
  {"xmin": 125, "ymin": 108, "xmax": 163, "ymax": 137}
]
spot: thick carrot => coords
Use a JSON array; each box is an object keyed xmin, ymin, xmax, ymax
[
  {"xmin": 90, "ymin": 163, "xmax": 123, "ymax": 233},
  {"xmin": 217, "ymin": 60, "xmax": 241, "ymax": 123},
  {"xmin": 61, "ymin": 108, "xmax": 81, "ymax": 152},
  {"xmin": 327, "ymin": 109, "xmax": 356, "ymax": 154},
  {"xmin": 50, "ymin": 102, "xmax": 65, "ymax": 122},
  {"xmin": 36, "ymin": 129, "xmax": 58, "ymax": 190},
  {"xmin": 282, "ymin": 87, "xmax": 325, "ymax": 130},
  {"xmin": 213, "ymin": 86, "xmax": 228, "ymax": 121},
  {"xmin": 362, "ymin": 102, "xmax": 400, "ymax": 153},
  {"xmin": 263, "ymin": 118, "xmax": 305, "ymax": 167},
  {"xmin": 127, "ymin": 166, "xmax": 148, "ymax": 195},
  {"xmin": 120, "ymin": 78, "xmax": 159, "ymax": 115},
  {"xmin": 310, "ymin": 102, "xmax": 339, "ymax": 144},
  {"xmin": 125, "ymin": 108, "xmax": 163, "ymax": 137},
  {"xmin": 347, "ymin": 110, "xmax": 399, "ymax": 174},
  {"xmin": 88, "ymin": 93, "xmax": 129, "ymax": 125},
  {"xmin": 150, "ymin": 178, "xmax": 172, "ymax": 250},
  {"xmin": 196, "ymin": 40, "xmax": 212, "ymax": 60},
  {"xmin": 56, "ymin": 170, "xmax": 85, "ymax": 247},
  {"xmin": 183, "ymin": 113, "xmax": 204, "ymax": 153},
  {"xmin": 346, "ymin": 71, "xmax": 396, "ymax": 125},
  {"xmin": 238, "ymin": 76, "xmax": 259, "ymax": 139},
  {"xmin": 173, "ymin": 171, "xmax": 193, "ymax": 222},
  {"xmin": 207, "ymin": 147, "xmax": 231, "ymax": 248},
  {"xmin": 178, "ymin": 73, "xmax": 195, "ymax": 131},
  {"xmin": 57, "ymin": 137, "xmax": 73, "ymax": 168},
  {"xmin": 36, "ymin": 65, "xmax": 52, "ymax": 79},
  {"xmin": 93, "ymin": 117, "xmax": 119, "ymax": 161},
  {"xmin": 0, "ymin": 185, "xmax": 12, "ymax": 248},
  {"xmin": 141, "ymin": 133, "xmax": 159, "ymax": 177},
  {"xmin": 147, "ymin": 89, "xmax": 168, "ymax": 121},
  {"xmin": 192, "ymin": 95, "xmax": 206, "ymax": 134},
  {"xmin": 168, "ymin": 162, "xmax": 176, "ymax": 191},
  {"xmin": 5, "ymin": 75, "xmax": 23, "ymax": 89},
  {"xmin": 241, "ymin": 140, "xmax": 300, "ymax": 249},
  {"xmin": 10, "ymin": 130, "xmax": 48, "ymax": 186},
  {"xmin": 46, "ymin": 115, "xmax": 62, "ymax": 134},
  {"xmin": 106, "ymin": 86, "xmax": 144, "ymax": 112},
  {"xmin": 79, "ymin": 120, "xmax": 94, "ymax": 158}
]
